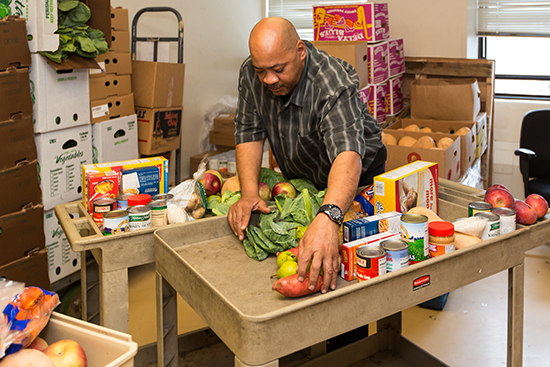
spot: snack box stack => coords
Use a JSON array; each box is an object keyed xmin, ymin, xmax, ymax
[
  {"xmin": 312, "ymin": 3, "xmax": 405, "ymax": 125},
  {"xmin": 0, "ymin": 16, "xmax": 50, "ymax": 290},
  {"xmin": 90, "ymin": 6, "xmax": 138, "ymax": 164}
]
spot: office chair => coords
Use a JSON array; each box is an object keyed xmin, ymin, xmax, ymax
[{"xmin": 514, "ymin": 109, "xmax": 550, "ymax": 202}]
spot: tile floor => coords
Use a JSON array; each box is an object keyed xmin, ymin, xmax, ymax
[{"xmin": 148, "ymin": 242, "xmax": 550, "ymax": 367}]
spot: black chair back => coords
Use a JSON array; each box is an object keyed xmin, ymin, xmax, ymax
[{"xmin": 520, "ymin": 109, "xmax": 550, "ymax": 178}]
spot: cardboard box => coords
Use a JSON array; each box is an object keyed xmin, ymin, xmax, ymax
[
  {"xmin": 136, "ymin": 106, "xmax": 182, "ymax": 155},
  {"xmin": 475, "ymin": 112, "xmax": 488, "ymax": 158},
  {"xmin": 30, "ymin": 54, "xmax": 91, "ymax": 133},
  {"xmin": 213, "ymin": 113, "xmax": 235, "ymax": 131},
  {"xmin": 90, "ymin": 51, "xmax": 132, "ymax": 77},
  {"xmin": 0, "ymin": 204, "xmax": 45, "ymax": 267},
  {"xmin": 209, "ymin": 130, "xmax": 235, "ymax": 148},
  {"xmin": 84, "ymin": 0, "xmax": 112, "ymax": 49},
  {"xmin": 132, "ymin": 61, "xmax": 185, "ymax": 108},
  {"xmin": 111, "ymin": 6, "xmax": 129, "ymax": 31},
  {"xmin": 2, "ymin": 0, "xmax": 58, "ymax": 52},
  {"xmin": 35, "ymin": 124, "xmax": 93, "ymax": 210},
  {"xmin": 190, "ymin": 150, "xmax": 220, "ymax": 176},
  {"xmin": 92, "ymin": 114, "xmax": 139, "ymax": 163},
  {"xmin": 0, "ymin": 161, "xmax": 42, "ymax": 217},
  {"xmin": 313, "ymin": 3, "xmax": 389, "ymax": 42},
  {"xmin": 359, "ymin": 83, "xmax": 386, "ymax": 124},
  {"xmin": 89, "ymin": 74, "xmax": 132, "ymax": 101},
  {"xmin": 387, "ymin": 118, "xmax": 477, "ymax": 175},
  {"xmin": 367, "ymin": 41, "xmax": 389, "ymax": 85},
  {"xmin": 90, "ymin": 93, "xmax": 135, "ymax": 124},
  {"xmin": 0, "ymin": 115, "xmax": 37, "ymax": 170},
  {"xmin": 110, "ymin": 30, "xmax": 130, "ymax": 53},
  {"xmin": 374, "ymin": 160, "xmax": 439, "ymax": 215},
  {"xmin": 0, "ymin": 248, "xmax": 50, "ymax": 290},
  {"xmin": 383, "ymin": 130, "xmax": 461, "ymax": 181},
  {"xmin": 0, "ymin": 16, "xmax": 31, "ymax": 70},
  {"xmin": 311, "ymin": 41, "xmax": 369, "ymax": 88},
  {"xmin": 411, "ymin": 78, "xmax": 481, "ymax": 121},
  {"xmin": 386, "ymin": 75, "xmax": 403, "ymax": 116},
  {"xmin": 388, "ymin": 38, "xmax": 405, "ymax": 77},
  {"xmin": 343, "ymin": 211, "xmax": 402, "ymax": 243},
  {"xmin": 0, "ymin": 67, "xmax": 32, "ymax": 121},
  {"xmin": 44, "ymin": 209, "xmax": 81, "ymax": 283}
]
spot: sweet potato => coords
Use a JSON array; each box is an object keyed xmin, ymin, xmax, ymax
[{"xmin": 272, "ymin": 272, "xmax": 323, "ymax": 297}]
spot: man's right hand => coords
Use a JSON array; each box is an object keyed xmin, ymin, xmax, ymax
[{"xmin": 228, "ymin": 195, "xmax": 271, "ymax": 241}]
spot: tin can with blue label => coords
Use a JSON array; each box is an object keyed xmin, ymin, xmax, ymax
[
  {"xmin": 103, "ymin": 210, "xmax": 130, "ymax": 235},
  {"xmin": 117, "ymin": 194, "xmax": 134, "ymax": 210},
  {"xmin": 400, "ymin": 214, "xmax": 429, "ymax": 263},
  {"xmin": 381, "ymin": 239, "xmax": 409, "ymax": 271}
]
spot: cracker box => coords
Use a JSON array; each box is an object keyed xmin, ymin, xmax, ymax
[
  {"xmin": 359, "ymin": 83, "xmax": 386, "ymax": 124},
  {"xmin": 314, "ymin": 3, "xmax": 389, "ymax": 42},
  {"xmin": 374, "ymin": 161, "xmax": 438, "ymax": 215},
  {"xmin": 44, "ymin": 209, "xmax": 81, "ymax": 283},
  {"xmin": 340, "ymin": 231, "xmax": 400, "ymax": 281},
  {"xmin": 388, "ymin": 38, "xmax": 405, "ymax": 77},
  {"xmin": 343, "ymin": 211, "xmax": 402, "ymax": 243},
  {"xmin": 386, "ymin": 75, "xmax": 404, "ymax": 116}
]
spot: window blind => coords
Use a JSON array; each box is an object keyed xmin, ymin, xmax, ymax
[{"xmin": 477, "ymin": 0, "xmax": 550, "ymax": 36}]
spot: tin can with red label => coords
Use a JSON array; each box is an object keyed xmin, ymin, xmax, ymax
[
  {"xmin": 92, "ymin": 197, "xmax": 117, "ymax": 226},
  {"xmin": 356, "ymin": 246, "xmax": 386, "ymax": 281}
]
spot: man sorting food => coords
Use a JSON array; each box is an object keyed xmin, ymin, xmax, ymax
[{"xmin": 228, "ymin": 17, "xmax": 386, "ymax": 293}]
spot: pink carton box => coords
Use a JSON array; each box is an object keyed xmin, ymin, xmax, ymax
[
  {"xmin": 314, "ymin": 3, "xmax": 390, "ymax": 42},
  {"xmin": 368, "ymin": 41, "xmax": 389, "ymax": 85},
  {"xmin": 386, "ymin": 75, "xmax": 404, "ymax": 116},
  {"xmin": 360, "ymin": 83, "xmax": 387, "ymax": 124},
  {"xmin": 388, "ymin": 38, "xmax": 405, "ymax": 77}
]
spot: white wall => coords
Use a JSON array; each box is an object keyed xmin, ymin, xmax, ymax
[{"xmin": 111, "ymin": 0, "xmax": 262, "ymax": 180}]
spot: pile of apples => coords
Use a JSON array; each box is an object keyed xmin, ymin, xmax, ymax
[
  {"xmin": 0, "ymin": 337, "xmax": 86, "ymax": 367},
  {"xmin": 484, "ymin": 184, "xmax": 548, "ymax": 225}
]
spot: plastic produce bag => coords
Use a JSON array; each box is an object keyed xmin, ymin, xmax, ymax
[
  {"xmin": 1, "ymin": 286, "xmax": 60, "ymax": 357},
  {"xmin": 0, "ymin": 280, "xmax": 25, "ymax": 359},
  {"xmin": 201, "ymin": 95, "xmax": 238, "ymax": 152},
  {"xmin": 168, "ymin": 157, "xmax": 208, "ymax": 221},
  {"xmin": 453, "ymin": 216, "xmax": 486, "ymax": 238}
]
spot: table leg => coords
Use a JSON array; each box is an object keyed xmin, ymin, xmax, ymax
[
  {"xmin": 234, "ymin": 356, "xmax": 279, "ymax": 367},
  {"xmin": 377, "ymin": 312, "xmax": 402, "ymax": 350},
  {"xmin": 156, "ymin": 271, "xmax": 178, "ymax": 367},
  {"xmin": 507, "ymin": 263, "xmax": 524, "ymax": 367},
  {"xmin": 98, "ymin": 268, "xmax": 129, "ymax": 333}
]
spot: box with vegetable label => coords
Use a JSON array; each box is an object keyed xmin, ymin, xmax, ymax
[
  {"xmin": 35, "ymin": 124, "xmax": 93, "ymax": 210},
  {"xmin": 0, "ymin": 161, "xmax": 42, "ymax": 217},
  {"xmin": 0, "ymin": 16, "xmax": 31, "ymax": 71},
  {"xmin": 44, "ymin": 209, "xmax": 81, "ymax": 283},
  {"xmin": 386, "ymin": 75, "xmax": 403, "ymax": 117},
  {"xmin": 388, "ymin": 38, "xmax": 405, "ymax": 77},
  {"xmin": 30, "ymin": 54, "xmax": 91, "ymax": 133},
  {"xmin": 359, "ymin": 83, "xmax": 386, "ymax": 124},
  {"xmin": 92, "ymin": 114, "xmax": 138, "ymax": 163},
  {"xmin": 136, "ymin": 106, "xmax": 183, "ymax": 155},
  {"xmin": 0, "ymin": 67, "xmax": 32, "ymax": 122},
  {"xmin": 90, "ymin": 93, "xmax": 135, "ymax": 124},
  {"xmin": 0, "ymin": 115, "xmax": 36, "ymax": 171},
  {"xmin": 313, "ymin": 3, "xmax": 389, "ymax": 42}
]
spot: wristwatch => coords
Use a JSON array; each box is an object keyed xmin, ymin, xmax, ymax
[{"xmin": 317, "ymin": 204, "xmax": 344, "ymax": 227}]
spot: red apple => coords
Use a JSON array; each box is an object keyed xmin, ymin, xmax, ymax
[
  {"xmin": 512, "ymin": 200, "xmax": 538, "ymax": 225},
  {"xmin": 525, "ymin": 193, "xmax": 549, "ymax": 219},
  {"xmin": 0, "ymin": 349, "xmax": 55, "ymax": 367},
  {"xmin": 27, "ymin": 336, "xmax": 49, "ymax": 352},
  {"xmin": 201, "ymin": 170, "xmax": 223, "ymax": 196},
  {"xmin": 43, "ymin": 340, "xmax": 87, "ymax": 367},
  {"xmin": 272, "ymin": 182, "xmax": 297, "ymax": 199},
  {"xmin": 484, "ymin": 187, "xmax": 514, "ymax": 208},
  {"xmin": 258, "ymin": 181, "xmax": 272, "ymax": 201},
  {"xmin": 485, "ymin": 183, "xmax": 511, "ymax": 196}
]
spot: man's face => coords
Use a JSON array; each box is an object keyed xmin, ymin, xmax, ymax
[{"xmin": 250, "ymin": 41, "xmax": 306, "ymax": 97}]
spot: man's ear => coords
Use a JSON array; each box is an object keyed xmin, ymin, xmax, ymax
[{"xmin": 296, "ymin": 40, "xmax": 307, "ymax": 61}]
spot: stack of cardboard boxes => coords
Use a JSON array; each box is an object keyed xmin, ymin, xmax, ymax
[
  {"xmin": 0, "ymin": 16, "xmax": 49, "ymax": 290},
  {"xmin": 89, "ymin": 6, "xmax": 138, "ymax": 164}
]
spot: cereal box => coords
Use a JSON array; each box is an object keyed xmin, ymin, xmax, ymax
[
  {"xmin": 340, "ymin": 231, "xmax": 400, "ymax": 281},
  {"xmin": 314, "ymin": 3, "xmax": 389, "ymax": 42},
  {"xmin": 343, "ymin": 211, "xmax": 402, "ymax": 243},
  {"xmin": 373, "ymin": 161, "xmax": 438, "ymax": 215}
]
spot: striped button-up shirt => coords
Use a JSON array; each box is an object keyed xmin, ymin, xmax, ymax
[{"xmin": 234, "ymin": 40, "xmax": 384, "ymax": 189}]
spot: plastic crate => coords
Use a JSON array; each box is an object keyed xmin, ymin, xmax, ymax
[{"xmin": 40, "ymin": 312, "xmax": 137, "ymax": 367}]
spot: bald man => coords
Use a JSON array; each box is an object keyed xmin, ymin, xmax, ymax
[{"xmin": 228, "ymin": 17, "xmax": 386, "ymax": 293}]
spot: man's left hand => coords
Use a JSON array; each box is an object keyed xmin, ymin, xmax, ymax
[{"xmin": 296, "ymin": 214, "xmax": 340, "ymax": 294}]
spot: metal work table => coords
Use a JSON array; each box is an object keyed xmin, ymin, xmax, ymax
[{"xmin": 154, "ymin": 182, "xmax": 550, "ymax": 367}]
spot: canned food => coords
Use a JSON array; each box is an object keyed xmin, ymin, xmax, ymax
[
  {"xmin": 381, "ymin": 239, "xmax": 409, "ymax": 272},
  {"xmin": 228, "ymin": 161, "xmax": 237, "ymax": 174},
  {"xmin": 128, "ymin": 194, "xmax": 151, "ymax": 207},
  {"xmin": 491, "ymin": 207, "xmax": 516, "ymax": 235},
  {"xmin": 150, "ymin": 200, "xmax": 168, "ymax": 227},
  {"xmin": 151, "ymin": 193, "xmax": 174, "ymax": 202},
  {"xmin": 218, "ymin": 158, "xmax": 228, "ymax": 173},
  {"xmin": 117, "ymin": 193, "xmax": 134, "ymax": 210},
  {"xmin": 209, "ymin": 158, "xmax": 219, "ymax": 171},
  {"xmin": 103, "ymin": 210, "xmax": 130, "ymax": 235},
  {"xmin": 356, "ymin": 246, "xmax": 386, "ymax": 281},
  {"xmin": 400, "ymin": 214, "xmax": 429, "ymax": 263},
  {"xmin": 474, "ymin": 212, "xmax": 500, "ymax": 240},
  {"xmin": 128, "ymin": 205, "xmax": 151, "ymax": 231},
  {"xmin": 468, "ymin": 201, "xmax": 493, "ymax": 217},
  {"xmin": 92, "ymin": 198, "xmax": 117, "ymax": 226}
]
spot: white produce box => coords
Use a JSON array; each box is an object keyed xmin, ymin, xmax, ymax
[
  {"xmin": 41, "ymin": 312, "xmax": 138, "ymax": 367},
  {"xmin": 44, "ymin": 209, "xmax": 81, "ymax": 283},
  {"xmin": 5, "ymin": 0, "xmax": 59, "ymax": 52},
  {"xmin": 35, "ymin": 124, "xmax": 93, "ymax": 210},
  {"xmin": 92, "ymin": 114, "xmax": 139, "ymax": 163},
  {"xmin": 30, "ymin": 53, "xmax": 91, "ymax": 133}
]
